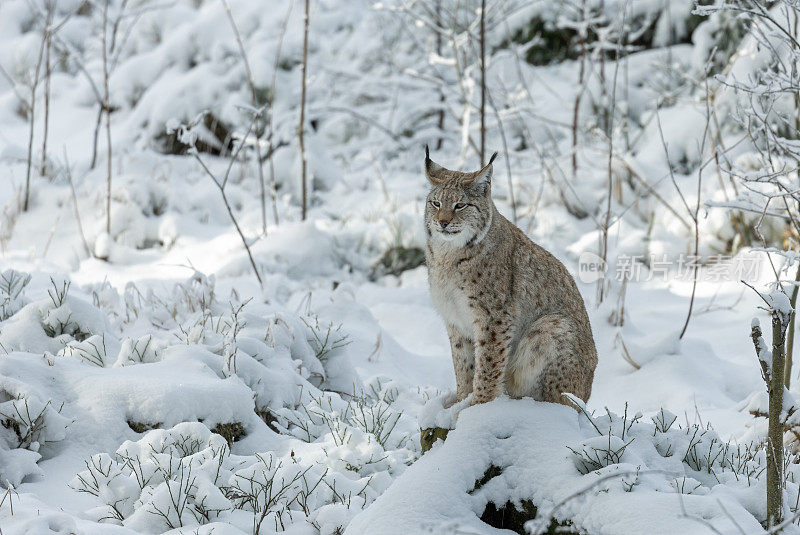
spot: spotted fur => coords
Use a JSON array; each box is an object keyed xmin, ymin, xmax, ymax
[{"xmin": 424, "ymin": 148, "xmax": 597, "ymax": 406}]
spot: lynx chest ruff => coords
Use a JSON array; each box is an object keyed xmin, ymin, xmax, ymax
[{"xmin": 428, "ymin": 266, "xmax": 474, "ymax": 337}]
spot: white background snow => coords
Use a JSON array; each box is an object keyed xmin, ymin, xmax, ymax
[{"xmin": 1, "ymin": 0, "xmax": 799, "ymax": 533}]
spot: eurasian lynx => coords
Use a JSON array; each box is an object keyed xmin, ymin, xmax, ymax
[{"xmin": 424, "ymin": 147, "xmax": 597, "ymax": 406}]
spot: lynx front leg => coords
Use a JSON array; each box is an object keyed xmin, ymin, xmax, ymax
[
  {"xmin": 472, "ymin": 313, "xmax": 513, "ymax": 404},
  {"xmin": 447, "ymin": 325, "xmax": 475, "ymax": 402}
]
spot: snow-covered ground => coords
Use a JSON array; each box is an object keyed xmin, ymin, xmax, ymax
[{"xmin": 1, "ymin": 0, "xmax": 799, "ymax": 533}]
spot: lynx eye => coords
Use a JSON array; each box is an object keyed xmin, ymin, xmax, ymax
[
  {"xmin": 430, "ymin": 200, "xmax": 441, "ymax": 209},
  {"xmin": 454, "ymin": 202, "xmax": 467, "ymax": 211}
]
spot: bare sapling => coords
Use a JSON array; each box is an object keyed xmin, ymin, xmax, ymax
[
  {"xmin": 597, "ymin": 3, "xmax": 626, "ymax": 304},
  {"xmin": 23, "ymin": 12, "xmax": 48, "ymax": 212},
  {"xmin": 596, "ymin": 0, "xmax": 608, "ymax": 137},
  {"xmin": 63, "ymin": 148, "xmax": 92, "ymax": 258},
  {"xmin": 266, "ymin": 1, "xmax": 295, "ymax": 227},
  {"xmin": 479, "ymin": 0, "xmax": 486, "ymax": 165},
  {"xmin": 780, "ymin": 200, "xmax": 800, "ymax": 388},
  {"xmin": 447, "ymin": 7, "xmax": 479, "ymax": 162},
  {"xmin": 89, "ymin": 0, "xmax": 131, "ymax": 172},
  {"xmin": 40, "ymin": 1, "xmax": 54, "ymax": 176},
  {"xmin": 571, "ymin": 0, "xmax": 587, "ymax": 181},
  {"xmin": 101, "ymin": 0, "xmax": 112, "ymax": 234},
  {"xmin": 704, "ymin": 0, "xmax": 800, "ymax": 355},
  {"xmin": 485, "ymin": 90, "xmax": 516, "ymax": 223},
  {"xmin": 435, "ymin": 0, "xmax": 445, "ymax": 150},
  {"xmin": 299, "ymin": 0, "xmax": 310, "ymax": 220},
  {"xmin": 748, "ymin": 287, "xmax": 793, "ymax": 526},
  {"xmin": 221, "ymin": 0, "xmax": 268, "ymax": 236},
  {"xmin": 53, "ymin": 0, "xmax": 130, "ymax": 235},
  {"xmin": 784, "ymin": 7, "xmax": 800, "ymax": 388},
  {"xmin": 17, "ymin": 0, "xmax": 82, "ymax": 211},
  {"xmin": 653, "ymin": 54, "xmax": 714, "ymax": 338},
  {"xmin": 177, "ymin": 113, "xmax": 264, "ymax": 287},
  {"xmin": 678, "ymin": 76, "xmax": 713, "ymax": 340},
  {"xmin": 461, "ymin": 6, "xmax": 517, "ymax": 222}
]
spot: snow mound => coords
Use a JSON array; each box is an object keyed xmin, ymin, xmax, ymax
[
  {"xmin": 347, "ymin": 399, "xmax": 772, "ymax": 535},
  {"xmin": 0, "ymin": 270, "xmax": 427, "ymax": 534},
  {"xmin": 69, "ymin": 380, "xmax": 422, "ymax": 534},
  {"xmin": 0, "ymin": 375, "xmax": 69, "ymax": 487}
]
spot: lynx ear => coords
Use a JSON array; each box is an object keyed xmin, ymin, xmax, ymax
[
  {"xmin": 462, "ymin": 152, "xmax": 498, "ymax": 195},
  {"xmin": 424, "ymin": 145, "xmax": 446, "ymax": 185}
]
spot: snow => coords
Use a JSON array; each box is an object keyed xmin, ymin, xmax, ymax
[
  {"xmin": 1, "ymin": 0, "xmax": 800, "ymax": 533},
  {"xmin": 347, "ymin": 399, "xmax": 767, "ymax": 535},
  {"xmin": 417, "ymin": 392, "xmax": 471, "ymax": 430}
]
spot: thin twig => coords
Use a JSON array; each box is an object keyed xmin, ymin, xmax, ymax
[
  {"xmin": 23, "ymin": 15, "xmax": 48, "ymax": 211},
  {"xmin": 63, "ymin": 148, "xmax": 91, "ymax": 258},
  {"xmin": 221, "ymin": 0, "xmax": 268, "ymax": 236},
  {"xmin": 191, "ymin": 116, "xmax": 264, "ymax": 286},
  {"xmin": 479, "ymin": 0, "xmax": 486, "ymax": 165},
  {"xmin": 299, "ymin": 0, "xmax": 310, "ymax": 220},
  {"xmin": 266, "ymin": 0, "xmax": 294, "ymax": 226},
  {"xmin": 102, "ymin": 0, "xmax": 113, "ymax": 235}
]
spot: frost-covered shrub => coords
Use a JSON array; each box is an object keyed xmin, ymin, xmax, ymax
[
  {"xmin": 0, "ymin": 269, "xmax": 31, "ymax": 321},
  {"xmin": 507, "ymin": 1, "xmax": 713, "ymax": 67},
  {"xmin": 0, "ymin": 267, "xmax": 421, "ymax": 532},
  {"xmin": 72, "ymin": 422, "xmax": 232, "ymax": 531},
  {"xmin": 72, "ymin": 411, "xmax": 414, "ymax": 534},
  {"xmin": 115, "ymin": 335, "xmax": 163, "ymax": 366},
  {"xmin": 570, "ymin": 400, "xmax": 776, "ymax": 501},
  {"xmin": 157, "ymin": 113, "xmax": 233, "ymax": 156},
  {"xmin": 690, "ymin": 5, "xmax": 749, "ymax": 75},
  {"xmin": 302, "ymin": 314, "xmax": 350, "ymax": 371},
  {"xmin": 75, "ymin": 270, "xmax": 327, "ymax": 415},
  {"xmin": 274, "ymin": 381, "xmax": 409, "ymax": 454},
  {"xmin": 0, "ymin": 277, "xmax": 110, "ymax": 355},
  {"xmin": 0, "ymin": 386, "xmax": 69, "ymax": 487},
  {"xmin": 0, "ymin": 394, "xmax": 68, "ymax": 451},
  {"xmin": 126, "ymin": 271, "xmax": 216, "ymax": 332},
  {"xmin": 59, "ymin": 334, "xmax": 113, "ymax": 367},
  {"xmin": 41, "ymin": 280, "xmax": 88, "ymax": 339},
  {"xmin": 569, "ymin": 434, "xmax": 634, "ymax": 475},
  {"xmin": 225, "ymin": 444, "xmax": 393, "ymax": 534},
  {"xmin": 38, "ymin": 266, "xmax": 423, "ymax": 533}
]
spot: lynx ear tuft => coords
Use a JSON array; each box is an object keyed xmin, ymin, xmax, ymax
[
  {"xmin": 462, "ymin": 154, "xmax": 496, "ymax": 195},
  {"xmin": 424, "ymin": 145, "xmax": 446, "ymax": 185}
]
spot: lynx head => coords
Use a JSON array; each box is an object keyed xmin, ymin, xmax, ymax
[{"xmin": 424, "ymin": 146, "xmax": 497, "ymax": 248}]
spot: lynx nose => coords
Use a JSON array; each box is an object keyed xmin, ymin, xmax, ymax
[{"xmin": 438, "ymin": 219, "xmax": 450, "ymax": 229}]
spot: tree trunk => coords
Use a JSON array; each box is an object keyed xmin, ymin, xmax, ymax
[
  {"xmin": 41, "ymin": 28, "xmax": 51, "ymax": 176},
  {"xmin": 102, "ymin": 0, "xmax": 112, "ymax": 235},
  {"xmin": 299, "ymin": 0, "xmax": 310, "ymax": 220},
  {"xmin": 572, "ymin": 0, "xmax": 586, "ymax": 181},
  {"xmin": 768, "ymin": 310, "xmax": 787, "ymax": 526},
  {"xmin": 23, "ymin": 28, "xmax": 48, "ymax": 211},
  {"xmin": 435, "ymin": 0, "xmax": 444, "ymax": 150},
  {"xmin": 479, "ymin": 0, "xmax": 486, "ymax": 165}
]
